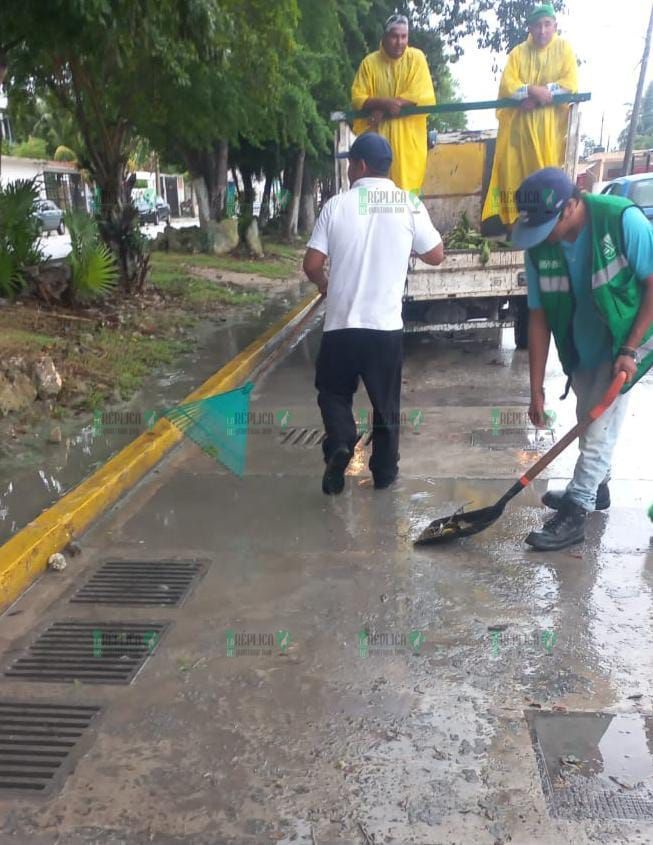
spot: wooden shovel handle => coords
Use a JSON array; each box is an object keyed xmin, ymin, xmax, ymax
[{"xmin": 518, "ymin": 371, "xmax": 627, "ymax": 488}]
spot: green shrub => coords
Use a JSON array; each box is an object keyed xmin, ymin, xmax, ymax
[
  {"xmin": 0, "ymin": 178, "xmax": 43, "ymax": 297},
  {"xmin": 9, "ymin": 136, "xmax": 49, "ymax": 159},
  {"xmin": 65, "ymin": 211, "xmax": 118, "ymax": 302},
  {"xmin": 54, "ymin": 145, "xmax": 77, "ymax": 162}
]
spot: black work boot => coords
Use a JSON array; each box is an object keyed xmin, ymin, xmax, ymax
[
  {"xmin": 322, "ymin": 446, "xmax": 351, "ymax": 495},
  {"xmin": 525, "ymin": 499, "xmax": 588, "ymax": 551},
  {"xmin": 542, "ymin": 482, "xmax": 610, "ymax": 512}
]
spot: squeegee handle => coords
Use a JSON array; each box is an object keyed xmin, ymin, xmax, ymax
[{"xmin": 516, "ymin": 371, "xmax": 627, "ymax": 490}]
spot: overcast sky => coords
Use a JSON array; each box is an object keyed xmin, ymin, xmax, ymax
[{"xmin": 451, "ymin": 0, "xmax": 653, "ymax": 148}]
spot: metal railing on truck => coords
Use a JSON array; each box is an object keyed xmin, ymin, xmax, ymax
[{"xmin": 330, "ymin": 92, "xmax": 591, "ymax": 193}]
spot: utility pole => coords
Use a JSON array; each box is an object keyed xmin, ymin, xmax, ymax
[{"xmin": 623, "ymin": 2, "xmax": 653, "ymax": 176}]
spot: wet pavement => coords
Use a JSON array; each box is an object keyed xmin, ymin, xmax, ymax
[{"xmin": 0, "ymin": 324, "xmax": 652, "ymax": 844}]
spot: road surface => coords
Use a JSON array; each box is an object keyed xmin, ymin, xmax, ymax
[{"xmin": 0, "ymin": 322, "xmax": 652, "ymax": 844}]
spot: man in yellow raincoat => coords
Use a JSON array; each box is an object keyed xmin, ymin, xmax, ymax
[
  {"xmin": 482, "ymin": 3, "xmax": 578, "ymax": 226},
  {"xmin": 351, "ymin": 14, "xmax": 436, "ymax": 193}
]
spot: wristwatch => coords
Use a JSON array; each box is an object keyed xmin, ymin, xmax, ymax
[{"xmin": 618, "ymin": 346, "xmax": 640, "ymax": 364}]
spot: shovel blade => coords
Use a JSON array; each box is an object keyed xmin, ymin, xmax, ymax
[{"xmin": 414, "ymin": 502, "xmax": 505, "ymax": 546}]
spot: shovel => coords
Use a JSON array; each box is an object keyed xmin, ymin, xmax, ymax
[{"xmin": 414, "ymin": 371, "xmax": 627, "ymax": 546}]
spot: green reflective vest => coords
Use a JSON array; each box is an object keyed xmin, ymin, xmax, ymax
[{"xmin": 529, "ymin": 192, "xmax": 653, "ymax": 392}]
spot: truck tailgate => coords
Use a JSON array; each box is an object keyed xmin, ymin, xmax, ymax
[{"xmin": 406, "ymin": 249, "xmax": 526, "ymax": 301}]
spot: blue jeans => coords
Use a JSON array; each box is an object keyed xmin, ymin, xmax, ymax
[{"xmin": 565, "ymin": 361, "xmax": 629, "ymax": 511}]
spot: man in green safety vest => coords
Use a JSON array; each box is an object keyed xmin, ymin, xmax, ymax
[{"xmin": 511, "ymin": 167, "xmax": 653, "ymax": 550}]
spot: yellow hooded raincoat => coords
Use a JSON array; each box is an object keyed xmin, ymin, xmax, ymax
[
  {"xmin": 482, "ymin": 33, "xmax": 578, "ymax": 225},
  {"xmin": 351, "ymin": 45, "xmax": 435, "ymax": 193}
]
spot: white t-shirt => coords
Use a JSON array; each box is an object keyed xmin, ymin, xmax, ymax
[{"xmin": 307, "ymin": 177, "xmax": 442, "ymax": 332}]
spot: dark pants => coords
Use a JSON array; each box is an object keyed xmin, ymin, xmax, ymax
[{"xmin": 315, "ymin": 328, "xmax": 403, "ymax": 483}]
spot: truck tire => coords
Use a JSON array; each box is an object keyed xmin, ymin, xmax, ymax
[{"xmin": 514, "ymin": 297, "xmax": 529, "ymax": 349}]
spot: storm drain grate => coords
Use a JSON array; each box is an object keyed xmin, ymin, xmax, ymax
[
  {"xmin": 280, "ymin": 427, "xmax": 325, "ymax": 448},
  {"xmin": 0, "ymin": 701, "xmax": 100, "ymax": 792},
  {"xmin": 5, "ymin": 621, "xmax": 167, "ymax": 685},
  {"xmin": 71, "ymin": 559, "xmax": 204, "ymax": 606},
  {"xmin": 526, "ymin": 710, "xmax": 653, "ymax": 821}
]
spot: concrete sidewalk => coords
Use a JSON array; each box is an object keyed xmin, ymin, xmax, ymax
[{"xmin": 0, "ymin": 327, "xmax": 652, "ymax": 844}]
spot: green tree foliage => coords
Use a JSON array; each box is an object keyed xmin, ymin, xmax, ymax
[
  {"xmin": 423, "ymin": 0, "xmax": 567, "ymax": 56},
  {"xmin": 139, "ymin": 0, "xmax": 299, "ymax": 225},
  {"xmin": 7, "ymin": 89, "xmax": 84, "ymax": 161},
  {"xmin": 2, "ymin": 0, "xmax": 223, "ymax": 289},
  {"xmin": 0, "ymin": 0, "xmax": 561, "ymax": 278}
]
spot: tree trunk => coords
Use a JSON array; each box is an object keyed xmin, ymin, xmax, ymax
[
  {"xmin": 193, "ymin": 176, "xmax": 211, "ymax": 227},
  {"xmin": 259, "ymin": 172, "xmax": 273, "ymax": 226},
  {"xmin": 213, "ymin": 139, "xmax": 229, "ymax": 220},
  {"xmin": 186, "ymin": 140, "xmax": 229, "ymax": 225},
  {"xmin": 93, "ymin": 151, "xmax": 149, "ymax": 294},
  {"xmin": 285, "ymin": 148, "xmax": 305, "ymax": 241},
  {"xmin": 240, "ymin": 167, "xmax": 255, "ymax": 221},
  {"xmin": 298, "ymin": 159, "xmax": 316, "ymax": 235}
]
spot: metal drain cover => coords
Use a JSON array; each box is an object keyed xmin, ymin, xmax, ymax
[
  {"xmin": 5, "ymin": 621, "xmax": 167, "ymax": 685},
  {"xmin": 280, "ymin": 427, "xmax": 325, "ymax": 448},
  {"xmin": 0, "ymin": 701, "xmax": 100, "ymax": 793},
  {"xmin": 527, "ymin": 710, "xmax": 653, "ymax": 820},
  {"xmin": 71, "ymin": 559, "xmax": 204, "ymax": 606}
]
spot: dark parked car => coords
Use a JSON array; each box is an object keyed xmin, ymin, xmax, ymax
[
  {"xmin": 133, "ymin": 195, "xmax": 171, "ymax": 225},
  {"xmin": 601, "ymin": 173, "xmax": 653, "ymax": 223},
  {"xmin": 34, "ymin": 199, "xmax": 65, "ymax": 235}
]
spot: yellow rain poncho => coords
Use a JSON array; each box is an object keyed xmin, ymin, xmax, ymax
[
  {"xmin": 482, "ymin": 33, "xmax": 578, "ymax": 225},
  {"xmin": 351, "ymin": 45, "xmax": 435, "ymax": 193}
]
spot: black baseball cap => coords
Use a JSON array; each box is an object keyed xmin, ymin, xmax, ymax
[
  {"xmin": 511, "ymin": 167, "xmax": 575, "ymax": 249},
  {"xmin": 336, "ymin": 132, "xmax": 393, "ymax": 172}
]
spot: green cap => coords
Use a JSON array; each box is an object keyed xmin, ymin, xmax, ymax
[{"xmin": 527, "ymin": 3, "xmax": 556, "ymax": 23}]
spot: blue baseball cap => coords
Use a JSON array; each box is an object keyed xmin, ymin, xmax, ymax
[
  {"xmin": 510, "ymin": 167, "xmax": 575, "ymax": 250},
  {"xmin": 336, "ymin": 132, "xmax": 393, "ymax": 172}
]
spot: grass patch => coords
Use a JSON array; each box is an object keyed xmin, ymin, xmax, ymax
[
  {"xmin": 0, "ymin": 327, "xmax": 60, "ymax": 356},
  {"xmin": 150, "ymin": 240, "xmax": 302, "ymax": 281},
  {"xmin": 263, "ymin": 239, "xmax": 304, "ymax": 261},
  {"xmin": 62, "ymin": 328, "xmax": 186, "ymax": 408},
  {"xmin": 91, "ymin": 330, "xmax": 184, "ymax": 400},
  {"xmin": 150, "ymin": 255, "xmax": 265, "ymax": 306}
]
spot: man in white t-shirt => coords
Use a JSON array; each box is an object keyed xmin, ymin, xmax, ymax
[{"xmin": 303, "ymin": 133, "xmax": 444, "ymax": 495}]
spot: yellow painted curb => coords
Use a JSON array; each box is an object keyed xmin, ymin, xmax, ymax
[{"xmin": 0, "ymin": 292, "xmax": 321, "ymax": 611}]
